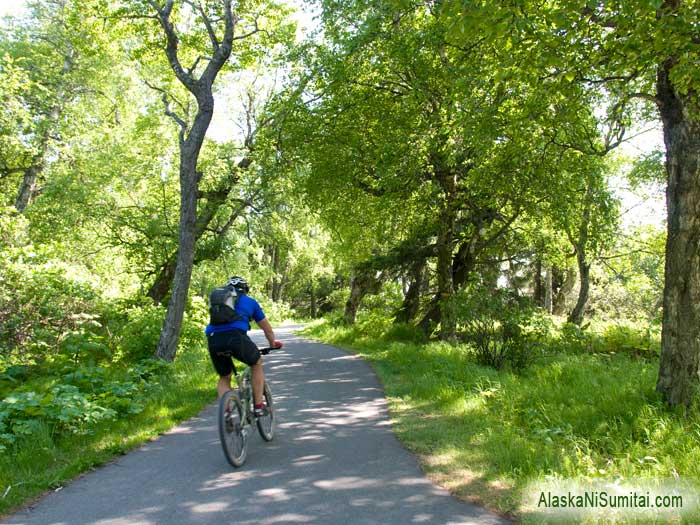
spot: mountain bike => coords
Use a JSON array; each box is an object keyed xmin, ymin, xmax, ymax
[{"xmin": 217, "ymin": 345, "xmax": 278, "ymax": 467}]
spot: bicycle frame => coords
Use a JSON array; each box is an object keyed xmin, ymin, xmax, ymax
[
  {"xmin": 217, "ymin": 345, "xmax": 276, "ymax": 467},
  {"xmin": 234, "ymin": 368, "xmax": 253, "ymax": 428}
]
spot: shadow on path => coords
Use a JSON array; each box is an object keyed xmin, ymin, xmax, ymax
[{"xmin": 3, "ymin": 326, "xmax": 509, "ymax": 525}]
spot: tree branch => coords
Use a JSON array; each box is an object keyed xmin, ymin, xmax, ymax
[
  {"xmin": 350, "ymin": 80, "xmax": 406, "ymax": 96},
  {"xmin": 186, "ymin": 0, "xmax": 220, "ymax": 50},
  {"xmin": 629, "ymin": 92, "xmax": 663, "ymax": 107},
  {"xmin": 233, "ymin": 16, "xmax": 263, "ymax": 41},
  {"xmin": 144, "ymin": 80, "xmax": 187, "ymax": 136},
  {"xmin": 186, "ymin": 55, "xmax": 209, "ymax": 76},
  {"xmin": 202, "ymin": 0, "xmax": 234, "ymax": 84},
  {"xmin": 162, "ymin": 92, "xmax": 188, "ymax": 141},
  {"xmin": 148, "ymin": 0, "xmax": 198, "ymax": 93}
]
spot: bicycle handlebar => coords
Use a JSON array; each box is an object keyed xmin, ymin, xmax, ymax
[{"xmin": 259, "ymin": 341, "xmax": 283, "ymax": 355}]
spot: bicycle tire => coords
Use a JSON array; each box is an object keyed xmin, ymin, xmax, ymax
[
  {"xmin": 256, "ymin": 382, "xmax": 275, "ymax": 442},
  {"xmin": 218, "ymin": 390, "xmax": 247, "ymax": 467}
]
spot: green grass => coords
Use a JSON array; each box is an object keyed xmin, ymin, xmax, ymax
[
  {"xmin": 302, "ymin": 320, "xmax": 700, "ymax": 524},
  {"xmin": 0, "ymin": 344, "xmax": 217, "ymax": 517}
]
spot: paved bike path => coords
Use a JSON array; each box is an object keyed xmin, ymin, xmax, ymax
[{"xmin": 4, "ymin": 326, "xmax": 509, "ymax": 525}]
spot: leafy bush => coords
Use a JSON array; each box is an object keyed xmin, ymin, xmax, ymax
[
  {"xmin": 180, "ymin": 295, "xmax": 209, "ymax": 350},
  {"xmin": 255, "ymin": 297, "xmax": 296, "ymax": 325},
  {"xmin": 355, "ymin": 308, "xmax": 393, "ymax": 336},
  {"xmin": 0, "ymin": 207, "xmax": 109, "ymax": 368},
  {"xmin": 453, "ymin": 287, "xmax": 550, "ymax": 371},
  {"xmin": 110, "ymin": 295, "xmax": 212, "ymax": 360},
  {"xmin": 556, "ymin": 321, "xmax": 661, "ymax": 358},
  {"xmin": 558, "ymin": 322, "xmax": 594, "ymax": 352},
  {"xmin": 599, "ymin": 322, "xmax": 660, "ymax": 357},
  {"xmin": 325, "ymin": 288, "xmax": 351, "ymax": 313},
  {"xmin": 0, "ymin": 258, "xmax": 105, "ymax": 367},
  {"xmin": 587, "ymin": 225, "xmax": 664, "ymax": 323},
  {"xmin": 112, "ymin": 303, "xmax": 165, "ymax": 361},
  {"xmin": 0, "ymin": 360, "xmax": 169, "ymax": 451},
  {"xmin": 382, "ymin": 323, "xmax": 428, "ymax": 343}
]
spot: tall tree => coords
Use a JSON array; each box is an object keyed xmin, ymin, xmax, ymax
[
  {"xmin": 282, "ymin": 1, "xmax": 577, "ymax": 337},
  {"xmin": 150, "ymin": 0, "xmax": 236, "ymax": 360},
  {"xmin": 0, "ymin": 0, "xmax": 122, "ymax": 212},
  {"xmin": 444, "ymin": 0, "xmax": 700, "ymax": 404},
  {"xmin": 118, "ymin": 0, "xmax": 289, "ymax": 360}
]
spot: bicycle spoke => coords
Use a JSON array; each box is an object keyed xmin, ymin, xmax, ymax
[
  {"xmin": 256, "ymin": 382, "xmax": 275, "ymax": 442},
  {"xmin": 218, "ymin": 390, "xmax": 247, "ymax": 467}
]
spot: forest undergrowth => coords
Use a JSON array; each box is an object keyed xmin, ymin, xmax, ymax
[{"xmin": 302, "ymin": 317, "xmax": 700, "ymax": 525}]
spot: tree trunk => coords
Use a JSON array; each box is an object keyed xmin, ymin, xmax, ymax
[
  {"xmin": 436, "ymin": 220, "xmax": 456, "ymax": 340},
  {"xmin": 15, "ymin": 110, "xmax": 61, "ymax": 212},
  {"xmin": 155, "ymin": 97, "xmax": 213, "ymax": 361},
  {"xmin": 452, "ymin": 239, "xmax": 477, "ymax": 289},
  {"xmin": 148, "ymin": 254, "xmax": 177, "ymax": 304},
  {"xmin": 344, "ymin": 274, "xmax": 366, "ymax": 324},
  {"xmin": 567, "ymin": 250, "xmax": 590, "ymax": 326},
  {"xmin": 271, "ymin": 251, "xmax": 287, "ymax": 302},
  {"xmin": 566, "ymin": 181, "xmax": 593, "ymax": 326},
  {"xmin": 656, "ymin": 56, "xmax": 700, "ymax": 406},
  {"xmin": 553, "ymin": 265, "xmax": 576, "ymax": 315},
  {"xmin": 310, "ymin": 280, "xmax": 317, "ymax": 318},
  {"xmin": 271, "ymin": 245, "xmax": 280, "ymax": 301},
  {"xmin": 264, "ymin": 245, "xmax": 274, "ymax": 298},
  {"xmin": 147, "ymin": 165, "xmax": 251, "ymax": 304},
  {"xmin": 394, "ymin": 258, "xmax": 425, "ymax": 324},
  {"xmin": 544, "ymin": 265, "xmax": 553, "ymax": 314},
  {"xmin": 435, "ymin": 165, "xmax": 457, "ymax": 341},
  {"xmin": 533, "ymin": 258, "xmax": 543, "ymax": 306},
  {"xmin": 343, "ymin": 269, "xmax": 382, "ymax": 324},
  {"xmin": 15, "ymin": 48, "xmax": 73, "ymax": 212},
  {"xmin": 15, "ymin": 164, "xmax": 42, "ymax": 212},
  {"xmin": 417, "ymin": 297, "xmax": 441, "ymax": 334},
  {"xmin": 418, "ymin": 236, "xmax": 477, "ymax": 334}
]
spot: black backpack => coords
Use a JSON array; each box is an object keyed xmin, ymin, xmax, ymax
[{"xmin": 209, "ymin": 285, "xmax": 243, "ymax": 325}]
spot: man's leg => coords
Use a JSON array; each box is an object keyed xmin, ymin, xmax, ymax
[
  {"xmin": 217, "ymin": 373, "xmax": 232, "ymax": 399},
  {"xmin": 250, "ymin": 357, "xmax": 265, "ymax": 405}
]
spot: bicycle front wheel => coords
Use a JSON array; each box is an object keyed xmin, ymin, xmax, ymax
[
  {"xmin": 256, "ymin": 382, "xmax": 275, "ymax": 441},
  {"xmin": 218, "ymin": 390, "xmax": 247, "ymax": 467}
]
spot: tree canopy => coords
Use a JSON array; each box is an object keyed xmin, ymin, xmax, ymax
[{"xmin": 1, "ymin": 0, "xmax": 696, "ymax": 407}]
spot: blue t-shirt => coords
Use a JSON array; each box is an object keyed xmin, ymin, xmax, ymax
[{"xmin": 205, "ymin": 294, "xmax": 265, "ymax": 336}]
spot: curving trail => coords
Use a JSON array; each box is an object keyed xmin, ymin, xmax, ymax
[{"xmin": 3, "ymin": 326, "xmax": 509, "ymax": 525}]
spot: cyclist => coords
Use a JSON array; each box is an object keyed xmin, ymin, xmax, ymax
[{"xmin": 205, "ymin": 276, "xmax": 282, "ymax": 416}]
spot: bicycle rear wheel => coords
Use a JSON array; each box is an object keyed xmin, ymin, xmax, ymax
[
  {"xmin": 218, "ymin": 390, "xmax": 247, "ymax": 467},
  {"xmin": 256, "ymin": 382, "xmax": 275, "ymax": 442}
]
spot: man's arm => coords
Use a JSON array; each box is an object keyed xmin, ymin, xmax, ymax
[{"xmin": 257, "ymin": 318, "xmax": 277, "ymax": 347}]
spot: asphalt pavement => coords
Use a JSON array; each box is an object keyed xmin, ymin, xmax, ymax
[{"xmin": 3, "ymin": 325, "xmax": 509, "ymax": 525}]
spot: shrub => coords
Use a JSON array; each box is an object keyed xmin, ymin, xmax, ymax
[
  {"xmin": 0, "ymin": 257, "xmax": 105, "ymax": 367},
  {"xmin": 556, "ymin": 321, "xmax": 661, "ymax": 359},
  {"xmin": 558, "ymin": 322, "xmax": 594, "ymax": 352},
  {"xmin": 180, "ymin": 295, "xmax": 209, "ymax": 351},
  {"xmin": 0, "ymin": 208, "xmax": 110, "ymax": 368},
  {"xmin": 0, "ymin": 360, "xmax": 169, "ymax": 451},
  {"xmin": 453, "ymin": 287, "xmax": 548, "ymax": 371},
  {"xmin": 599, "ymin": 322, "xmax": 660, "ymax": 357},
  {"xmin": 324, "ymin": 288, "xmax": 350, "ymax": 313},
  {"xmin": 255, "ymin": 297, "xmax": 296, "ymax": 325},
  {"xmin": 112, "ymin": 304, "xmax": 165, "ymax": 361},
  {"xmin": 382, "ymin": 323, "xmax": 427, "ymax": 343}
]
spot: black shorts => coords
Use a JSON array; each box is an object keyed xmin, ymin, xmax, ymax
[{"xmin": 207, "ymin": 329, "xmax": 261, "ymax": 377}]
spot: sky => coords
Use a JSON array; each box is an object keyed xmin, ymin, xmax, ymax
[{"xmin": 0, "ymin": 0, "xmax": 25, "ymax": 17}]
